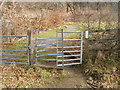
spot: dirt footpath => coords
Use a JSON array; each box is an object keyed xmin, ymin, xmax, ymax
[{"xmin": 48, "ymin": 65, "xmax": 90, "ymax": 88}]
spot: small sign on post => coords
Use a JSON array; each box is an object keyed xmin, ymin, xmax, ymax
[{"xmin": 85, "ymin": 31, "xmax": 89, "ymax": 38}]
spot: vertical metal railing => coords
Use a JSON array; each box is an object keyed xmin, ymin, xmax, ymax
[
  {"xmin": 35, "ymin": 30, "xmax": 39, "ymax": 65},
  {"xmin": 56, "ymin": 30, "xmax": 58, "ymax": 66},
  {"xmin": 80, "ymin": 31, "xmax": 83, "ymax": 64},
  {"xmin": 0, "ymin": 20, "xmax": 2, "ymax": 66},
  {"xmin": 61, "ymin": 29, "xmax": 64, "ymax": 67}
]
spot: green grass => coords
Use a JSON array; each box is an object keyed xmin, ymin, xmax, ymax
[
  {"xmin": 38, "ymin": 30, "xmax": 56, "ymax": 38},
  {"xmin": 65, "ymin": 22, "xmax": 117, "ymax": 31},
  {"xmin": 38, "ymin": 25, "xmax": 68, "ymax": 38}
]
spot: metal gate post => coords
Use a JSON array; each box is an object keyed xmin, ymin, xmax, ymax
[
  {"xmin": 61, "ymin": 29, "xmax": 64, "ymax": 67},
  {"xmin": 80, "ymin": 31, "xmax": 83, "ymax": 64},
  {"xmin": 56, "ymin": 30, "xmax": 58, "ymax": 66},
  {"xmin": 0, "ymin": 18, "xmax": 2, "ymax": 65},
  {"xmin": 35, "ymin": 30, "xmax": 39, "ymax": 65}
]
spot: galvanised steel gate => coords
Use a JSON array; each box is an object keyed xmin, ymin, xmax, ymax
[
  {"xmin": 56, "ymin": 31, "xmax": 83, "ymax": 66},
  {"xmin": 0, "ymin": 34, "xmax": 30, "ymax": 65},
  {"xmin": 35, "ymin": 29, "xmax": 83, "ymax": 67}
]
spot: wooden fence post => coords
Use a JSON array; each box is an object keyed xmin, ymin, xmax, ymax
[
  {"xmin": 85, "ymin": 31, "xmax": 89, "ymax": 59},
  {"xmin": 27, "ymin": 30, "xmax": 31, "ymax": 65},
  {"xmin": 118, "ymin": 2, "xmax": 120, "ymax": 58}
]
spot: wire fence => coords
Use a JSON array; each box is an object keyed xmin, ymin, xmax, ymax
[{"xmin": 84, "ymin": 29, "xmax": 119, "ymax": 59}]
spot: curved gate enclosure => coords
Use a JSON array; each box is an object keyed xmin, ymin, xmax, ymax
[
  {"xmin": 35, "ymin": 29, "xmax": 63, "ymax": 67},
  {"xmin": 35, "ymin": 29, "xmax": 83, "ymax": 67}
]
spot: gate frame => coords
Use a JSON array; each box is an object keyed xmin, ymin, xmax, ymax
[{"xmin": 0, "ymin": 30, "xmax": 31, "ymax": 65}]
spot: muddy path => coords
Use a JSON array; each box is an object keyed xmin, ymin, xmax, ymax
[{"xmin": 45, "ymin": 65, "xmax": 90, "ymax": 88}]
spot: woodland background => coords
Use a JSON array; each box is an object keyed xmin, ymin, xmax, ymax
[{"xmin": 1, "ymin": 2, "xmax": 118, "ymax": 35}]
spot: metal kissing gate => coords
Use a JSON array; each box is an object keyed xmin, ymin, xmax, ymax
[
  {"xmin": 35, "ymin": 30, "xmax": 83, "ymax": 67},
  {"xmin": 0, "ymin": 30, "xmax": 83, "ymax": 67},
  {"xmin": 1, "ymin": 29, "xmax": 118, "ymax": 67}
]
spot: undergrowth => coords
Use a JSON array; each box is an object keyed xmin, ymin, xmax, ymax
[
  {"xmin": 1, "ymin": 64, "xmax": 68, "ymax": 88},
  {"xmin": 82, "ymin": 57, "xmax": 120, "ymax": 88}
]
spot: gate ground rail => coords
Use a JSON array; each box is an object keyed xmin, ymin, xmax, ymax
[{"xmin": 0, "ymin": 30, "xmax": 31, "ymax": 65}]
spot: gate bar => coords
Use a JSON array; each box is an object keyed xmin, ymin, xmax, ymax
[
  {"xmin": 0, "ymin": 54, "xmax": 27, "ymax": 57},
  {"xmin": 0, "ymin": 43, "xmax": 27, "ymax": 44},
  {"xmin": 0, "ymin": 62, "xmax": 28, "ymax": 64},
  {"xmin": 58, "ymin": 58, "xmax": 81, "ymax": 62},
  {"xmin": 58, "ymin": 50, "xmax": 81, "ymax": 53},
  {"xmin": 57, "ymin": 54, "xmax": 81, "ymax": 57},
  {"xmin": 0, "ymin": 35, "xmax": 27, "ymax": 37},
  {"xmin": 37, "ymin": 53, "xmax": 62, "ymax": 56},
  {"xmin": 63, "ymin": 39, "xmax": 81, "ymax": 41},
  {"xmin": 37, "ymin": 58, "xmax": 62, "ymax": 61},
  {"xmin": 1, "ymin": 58, "xmax": 28, "ymax": 60},
  {"xmin": 36, "ymin": 46, "xmax": 81, "ymax": 48},
  {"xmin": 57, "ymin": 62, "xmax": 81, "ymax": 66},
  {"xmin": 36, "ymin": 38, "xmax": 62, "ymax": 40},
  {"xmin": 0, "ymin": 50, "xmax": 27, "ymax": 52},
  {"xmin": 57, "ymin": 31, "xmax": 82, "ymax": 33}
]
